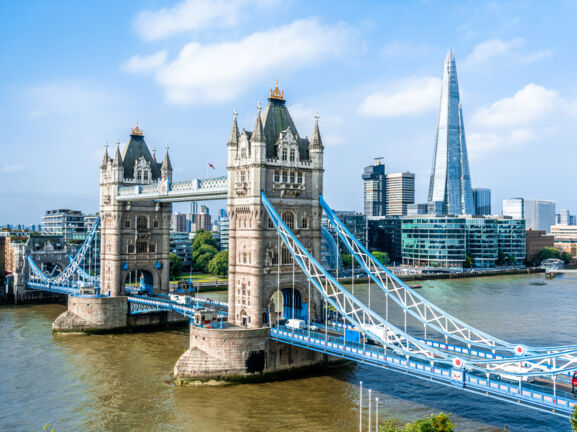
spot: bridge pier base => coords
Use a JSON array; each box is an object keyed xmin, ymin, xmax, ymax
[
  {"xmin": 53, "ymin": 296, "xmax": 128, "ymax": 333},
  {"xmin": 174, "ymin": 325, "xmax": 330, "ymax": 384}
]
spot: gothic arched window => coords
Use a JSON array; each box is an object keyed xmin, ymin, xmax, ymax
[
  {"xmin": 137, "ymin": 215, "xmax": 148, "ymax": 230},
  {"xmin": 282, "ymin": 211, "xmax": 295, "ymax": 230}
]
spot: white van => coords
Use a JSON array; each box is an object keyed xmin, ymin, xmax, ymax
[
  {"xmin": 286, "ymin": 319, "xmax": 306, "ymax": 330},
  {"xmin": 497, "ymin": 364, "xmax": 535, "ymax": 383}
]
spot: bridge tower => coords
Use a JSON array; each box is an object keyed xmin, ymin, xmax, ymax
[
  {"xmin": 227, "ymin": 82, "xmax": 324, "ymax": 328},
  {"xmin": 174, "ymin": 83, "xmax": 329, "ymax": 382},
  {"xmin": 99, "ymin": 124, "xmax": 172, "ymax": 297}
]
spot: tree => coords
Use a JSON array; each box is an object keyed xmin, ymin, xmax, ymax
[
  {"xmin": 341, "ymin": 254, "xmax": 353, "ymax": 268},
  {"xmin": 463, "ymin": 253, "xmax": 474, "ymax": 268},
  {"xmin": 570, "ymin": 405, "xmax": 577, "ymax": 431},
  {"xmin": 496, "ymin": 250, "xmax": 507, "ymax": 266},
  {"xmin": 169, "ymin": 253, "xmax": 183, "ymax": 278},
  {"xmin": 538, "ymin": 247, "xmax": 561, "ymax": 263},
  {"xmin": 561, "ymin": 251, "xmax": 573, "ymax": 264},
  {"xmin": 192, "ymin": 229, "xmax": 218, "ymax": 252},
  {"xmin": 208, "ymin": 251, "xmax": 228, "ymax": 276},
  {"xmin": 507, "ymin": 254, "xmax": 517, "ymax": 265},
  {"xmin": 192, "ymin": 243, "xmax": 219, "ymax": 272},
  {"xmin": 371, "ymin": 251, "xmax": 390, "ymax": 266},
  {"xmin": 379, "ymin": 412, "xmax": 454, "ymax": 432}
]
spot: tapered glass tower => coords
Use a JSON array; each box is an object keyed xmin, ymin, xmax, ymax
[{"xmin": 428, "ymin": 50, "xmax": 474, "ymax": 215}]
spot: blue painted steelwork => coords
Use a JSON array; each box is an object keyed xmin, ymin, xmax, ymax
[
  {"xmin": 116, "ymin": 176, "xmax": 227, "ymax": 203},
  {"xmin": 271, "ymin": 326, "xmax": 576, "ymax": 417},
  {"xmin": 127, "ymin": 295, "xmax": 228, "ymax": 319}
]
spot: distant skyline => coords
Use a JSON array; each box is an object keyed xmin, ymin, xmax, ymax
[{"xmin": 2, "ymin": 0, "xmax": 577, "ymax": 224}]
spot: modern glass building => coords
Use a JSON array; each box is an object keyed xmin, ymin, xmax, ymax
[
  {"xmin": 502, "ymin": 198, "xmax": 524, "ymax": 219},
  {"xmin": 473, "ymin": 188, "xmax": 491, "ymax": 216},
  {"xmin": 402, "ymin": 217, "xmax": 467, "ymax": 267},
  {"xmin": 362, "ymin": 158, "xmax": 386, "ymax": 217},
  {"xmin": 465, "ymin": 218, "xmax": 497, "ymax": 267},
  {"xmin": 428, "ymin": 50, "xmax": 474, "ymax": 215},
  {"xmin": 524, "ymin": 199, "xmax": 556, "ymax": 232},
  {"xmin": 495, "ymin": 218, "xmax": 526, "ymax": 263},
  {"xmin": 385, "ymin": 172, "xmax": 415, "ymax": 216},
  {"xmin": 367, "ymin": 216, "xmax": 402, "ymax": 264},
  {"xmin": 41, "ymin": 209, "xmax": 86, "ymax": 242},
  {"xmin": 401, "ymin": 216, "xmax": 526, "ymax": 268}
]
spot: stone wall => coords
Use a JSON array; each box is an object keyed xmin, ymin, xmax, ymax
[
  {"xmin": 174, "ymin": 325, "xmax": 328, "ymax": 382},
  {"xmin": 53, "ymin": 296, "xmax": 128, "ymax": 332}
]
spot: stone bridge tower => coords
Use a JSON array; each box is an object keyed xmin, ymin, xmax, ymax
[
  {"xmin": 99, "ymin": 124, "xmax": 172, "ymax": 297},
  {"xmin": 227, "ymin": 82, "xmax": 324, "ymax": 329}
]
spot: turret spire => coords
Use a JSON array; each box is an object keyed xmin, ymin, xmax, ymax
[
  {"xmin": 112, "ymin": 139, "xmax": 122, "ymax": 166},
  {"xmin": 310, "ymin": 112, "xmax": 323, "ymax": 150},
  {"xmin": 251, "ymin": 102, "xmax": 264, "ymax": 143},
  {"xmin": 101, "ymin": 141, "xmax": 111, "ymax": 168},
  {"xmin": 227, "ymin": 108, "xmax": 240, "ymax": 147},
  {"xmin": 161, "ymin": 144, "xmax": 173, "ymax": 176}
]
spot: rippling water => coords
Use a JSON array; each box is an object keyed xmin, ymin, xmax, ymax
[{"xmin": 1, "ymin": 274, "xmax": 575, "ymax": 431}]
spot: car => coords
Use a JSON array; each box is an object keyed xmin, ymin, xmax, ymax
[
  {"xmin": 495, "ymin": 364, "xmax": 535, "ymax": 383},
  {"xmin": 308, "ymin": 324, "xmax": 319, "ymax": 331}
]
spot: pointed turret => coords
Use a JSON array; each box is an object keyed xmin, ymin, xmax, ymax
[
  {"xmin": 112, "ymin": 140, "xmax": 122, "ymax": 167},
  {"xmin": 228, "ymin": 108, "xmax": 240, "ymax": 147},
  {"xmin": 251, "ymin": 102, "xmax": 265, "ymax": 144},
  {"xmin": 101, "ymin": 142, "xmax": 111, "ymax": 169},
  {"xmin": 161, "ymin": 145, "xmax": 173, "ymax": 181},
  {"xmin": 310, "ymin": 112, "xmax": 323, "ymax": 150}
]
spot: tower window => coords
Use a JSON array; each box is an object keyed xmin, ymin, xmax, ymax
[
  {"xmin": 124, "ymin": 219, "xmax": 131, "ymax": 228},
  {"xmin": 268, "ymin": 217, "xmax": 274, "ymax": 229},
  {"xmin": 297, "ymin": 172, "xmax": 303, "ymax": 184},
  {"xmin": 281, "ymin": 245, "xmax": 293, "ymax": 264},
  {"xmin": 136, "ymin": 241, "xmax": 147, "ymax": 253},
  {"xmin": 128, "ymin": 244, "xmax": 135, "ymax": 253},
  {"xmin": 282, "ymin": 171, "xmax": 288, "ymax": 182},
  {"xmin": 301, "ymin": 217, "xmax": 309, "ymax": 229},
  {"xmin": 149, "ymin": 243, "xmax": 156, "ymax": 253},
  {"xmin": 289, "ymin": 172, "xmax": 295, "ymax": 183},
  {"xmin": 282, "ymin": 211, "xmax": 295, "ymax": 230},
  {"xmin": 153, "ymin": 220, "xmax": 159, "ymax": 228},
  {"xmin": 274, "ymin": 170, "xmax": 280, "ymax": 182},
  {"xmin": 137, "ymin": 215, "xmax": 148, "ymax": 230},
  {"xmin": 289, "ymin": 150, "xmax": 295, "ymax": 162},
  {"xmin": 143, "ymin": 171, "xmax": 149, "ymax": 181},
  {"xmin": 282, "ymin": 149, "xmax": 287, "ymax": 161},
  {"xmin": 137, "ymin": 170, "xmax": 142, "ymax": 181}
]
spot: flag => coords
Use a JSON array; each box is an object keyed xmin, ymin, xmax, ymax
[{"xmin": 208, "ymin": 163, "xmax": 215, "ymax": 169}]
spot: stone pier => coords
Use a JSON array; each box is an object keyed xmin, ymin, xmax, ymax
[
  {"xmin": 52, "ymin": 296, "xmax": 187, "ymax": 333},
  {"xmin": 174, "ymin": 325, "xmax": 330, "ymax": 384}
]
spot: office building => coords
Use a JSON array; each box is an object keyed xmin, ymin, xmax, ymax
[
  {"xmin": 524, "ymin": 200, "xmax": 556, "ymax": 232},
  {"xmin": 407, "ymin": 203, "xmax": 428, "ymax": 215},
  {"xmin": 334, "ymin": 211, "xmax": 366, "ymax": 249},
  {"xmin": 465, "ymin": 218, "xmax": 498, "ymax": 268},
  {"xmin": 41, "ymin": 209, "xmax": 86, "ymax": 242},
  {"xmin": 367, "ymin": 217, "xmax": 402, "ymax": 264},
  {"xmin": 428, "ymin": 50, "xmax": 474, "ymax": 215},
  {"xmin": 502, "ymin": 198, "xmax": 524, "ymax": 219},
  {"xmin": 495, "ymin": 218, "xmax": 526, "ymax": 263},
  {"xmin": 171, "ymin": 212, "xmax": 188, "ymax": 232},
  {"xmin": 385, "ymin": 172, "xmax": 415, "ymax": 216},
  {"xmin": 473, "ymin": 188, "xmax": 491, "ymax": 216},
  {"xmin": 170, "ymin": 231, "xmax": 192, "ymax": 269},
  {"xmin": 525, "ymin": 230, "xmax": 554, "ymax": 265},
  {"xmin": 362, "ymin": 158, "xmax": 386, "ymax": 217}
]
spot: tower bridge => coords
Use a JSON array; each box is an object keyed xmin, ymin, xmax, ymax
[{"xmin": 21, "ymin": 82, "xmax": 577, "ymax": 418}]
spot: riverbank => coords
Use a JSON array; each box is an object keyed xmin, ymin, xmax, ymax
[{"xmin": 339, "ymin": 267, "xmax": 544, "ymax": 285}]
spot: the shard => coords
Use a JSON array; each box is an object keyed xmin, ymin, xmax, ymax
[{"xmin": 428, "ymin": 50, "xmax": 474, "ymax": 215}]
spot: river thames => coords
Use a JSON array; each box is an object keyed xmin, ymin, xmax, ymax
[{"xmin": 1, "ymin": 273, "xmax": 575, "ymax": 431}]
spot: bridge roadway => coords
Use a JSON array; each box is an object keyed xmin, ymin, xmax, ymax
[
  {"xmin": 271, "ymin": 322, "xmax": 577, "ymax": 417},
  {"xmin": 126, "ymin": 294, "xmax": 228, "ymax": 319},
  {"xmin": 115, "ymin": 176, "xmax": 227, "ymax": 203}
]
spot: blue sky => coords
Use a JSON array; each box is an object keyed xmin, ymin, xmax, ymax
[{"xmin": 2, "ymin": 0, "xmax": 577, "ymax": 224}]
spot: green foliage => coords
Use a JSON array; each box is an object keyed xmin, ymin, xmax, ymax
[
  {"xmin": 169, "ymin": 253, "xmax": 183, "ymax": 278},
  {"xmin": 192, "ymin": 243, "xmax": 219, "ymax": 272},
  {"xmin": 208, "ymin": 251, "xmax": 228, "ymax": 276},
  {"xmin": 561, "ymin": 251, "xmax": 573, "ymax": 264},
  {"xmin": 496, "ymin": 250, "xmax": 507, "ymax": 266},
  {"xmin": 192, "ymin": 229, "xmax": 218, "ymax": 252},
  {"xmin": 371, "ymin": 251, "xmax": 390, "ymax": 266},
  {"xmin": 538, "ymin": 247, "xmax": 561, "ymax": 262},
  {"xmin": 379, "ymin": 413, "xmax": 454, "ymax": 432},
  {"xmin": 191, "ymin": 229, "xmax": 219, "ymax": 272},
  {"xmin": 507, "ymin": 254, "xmax": 517, "ymax": 265},
  {"xmin": 463, "ymin": 253, "xmax": 474, "ymax": 268},
  {"xmin": 570, "ymin": 405, "xmax": 577, "ymax": 431},
  {"xmin": 341, "ymin": 254, "xmax": 352, "ymax": 268}
]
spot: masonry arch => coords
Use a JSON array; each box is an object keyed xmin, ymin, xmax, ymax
[{"xmin": 123, "ymin": 268, "xmax": 156, "ymax": 295}]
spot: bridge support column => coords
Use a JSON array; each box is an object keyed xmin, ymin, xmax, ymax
[
  {"xmin": 173, "ymin": 325, "xmax": 329, "ymax": 384},
  {"xmin": 53, "ymin": 296, "xmax": 128, "ymax": 333}
]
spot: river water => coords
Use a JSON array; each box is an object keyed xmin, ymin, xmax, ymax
[{"xmin": 1, "ymin": 273, "xmax": 576, "ymax": 431}]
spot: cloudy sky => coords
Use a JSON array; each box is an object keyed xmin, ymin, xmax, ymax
[{"xmin": 2, "ymin": 0, "xmax": 577, "ymax": 224}]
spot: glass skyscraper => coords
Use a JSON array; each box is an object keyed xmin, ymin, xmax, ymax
[
  {"xmin": 362, "ymin": 158, "xmax": 386, "ymax": 217},
  {"xmin": 428, "ymin": 50, "xmax": 474, "ymax": 215}
]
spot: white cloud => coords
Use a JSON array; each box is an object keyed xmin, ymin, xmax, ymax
[
  {"xmin": 358, "ymin": 77, "xmax": 441, "ymax": 117},
  {"xmin": 148, "ymin": 19, "xmax": 357, "ymax": 105},
  {"xmin": 0, "ymin": 165, "xmax": 24, "ymax": 173},
  {"xmin": 133, "ymin": 0, "xmax": 281, "ymax": 41},
  {"xmin": 467, "ymin": 84, "xmax": 562, "ymax": 158},
  {"xmin": 120, "ymin": 51, "xmax": 167, "ymax": 74},
  {"xmin": 463, "ymin": 38, "xmax": 551, "ymax": 68},
  {"xmin": 472, "ymin": 83, "xmax": 559, "ymax": 128}
]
